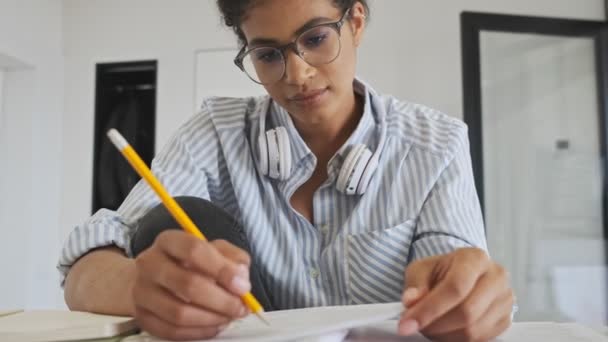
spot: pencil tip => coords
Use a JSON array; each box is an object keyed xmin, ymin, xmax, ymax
[{"xmin": 255, "ymin": 312, "xmax": 270, "ymax": 326}]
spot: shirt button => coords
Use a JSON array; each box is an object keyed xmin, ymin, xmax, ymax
[
  {"xmin": 310, "ymin": 268, "xmax": 320, "ymax": 279},
  {"xmin": 319, "ymin": 224, "xmax": 330, "ymax": 234}
]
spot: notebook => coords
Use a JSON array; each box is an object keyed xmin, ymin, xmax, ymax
[
  {"xmin": 124, "ymin": 302, "xmax": 405, "ymax": 342},
  {"xmin": 0, "ymin": 310, "xmax": 23, "ymax": 317},
  {"xmin": 0, "ymin": 310, "xmax": 137, "ymax": 342}
]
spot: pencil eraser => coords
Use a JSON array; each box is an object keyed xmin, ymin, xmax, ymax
[{"xmin": 107, "ymin": 129, "xmax": 129, "ymax": 150}]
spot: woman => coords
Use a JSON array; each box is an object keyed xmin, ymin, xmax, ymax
[{"xmin": 60, "ymin": 0, "xmax": 514, "ymax": 341}]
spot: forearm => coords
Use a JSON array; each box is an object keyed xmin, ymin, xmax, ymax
[{"xmin": 64, "ymin": 247, "xmax": 136, "ymax": 316}]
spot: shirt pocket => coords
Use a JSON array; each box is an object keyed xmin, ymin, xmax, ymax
[{"xmin": 345, "ymin": 219, "xmax": 416, "ymax": 304}]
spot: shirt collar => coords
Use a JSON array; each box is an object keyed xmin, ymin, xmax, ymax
[{"xmin": 268, "ymin": 78, "xmax": 381, "ymax": 177}]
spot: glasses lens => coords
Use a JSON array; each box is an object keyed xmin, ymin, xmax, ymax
[
  {"xmin": 241, "ymin": 47, "xmax": 285, "ymax": 84},
  {"xmin": 296, "ymin": 25, "xmax": 341, "ymax": 66}
]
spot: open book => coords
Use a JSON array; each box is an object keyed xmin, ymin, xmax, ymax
[{"xmin": 0, "ymin": 310, "xmax": 137, "ymax": 342}]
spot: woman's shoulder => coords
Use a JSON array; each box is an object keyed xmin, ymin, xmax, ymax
[
  {"xmin": 380, "ymin": 94, "xmax": 469, "ymax": 157},
  {"xmin": 181, "ymin": 95, "xmax": 270, "ymax": 132},
  {"xmin": 200, "ymin": 95, "xmax": 269, "ymax": 122},
  {"xmin": 166, "ymin": 95, "xmax": 269, "ymax": 147}
]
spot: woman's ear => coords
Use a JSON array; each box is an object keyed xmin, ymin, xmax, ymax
[{"xmin": 349, "ymin": 2, "xmax": 367, "ymax": 47}]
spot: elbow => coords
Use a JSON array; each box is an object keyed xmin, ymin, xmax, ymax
[{"xmin": 63, "ymin": 267, "xmax": 88, "ymax": 312}]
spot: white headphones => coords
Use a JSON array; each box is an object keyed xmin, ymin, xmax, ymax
[{"xmin": 257, "ymin": 96, "xmax": 387, "ymax": 196}]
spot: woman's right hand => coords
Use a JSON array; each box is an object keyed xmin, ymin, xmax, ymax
[{"xmin": 132, "ymin": 230, "xmax": 252, "ymax": 341}]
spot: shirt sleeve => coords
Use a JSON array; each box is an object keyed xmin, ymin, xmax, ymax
[
  {"xmin": 57, "ymin": 111, "xmax": 216, "ymax": 286},
  {"xmin": 409, "ymin": 125, "xmax": 488, "ymax": 262}
]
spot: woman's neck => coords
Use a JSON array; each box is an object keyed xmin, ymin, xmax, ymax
[{"xmin": 294, "ymin": 90, "xmax": 364, "ymax": 165}]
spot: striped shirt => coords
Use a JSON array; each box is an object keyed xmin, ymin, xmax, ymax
[{"xmin": 58, "ymin": 79, "xmax": 487, "ymax": 309}]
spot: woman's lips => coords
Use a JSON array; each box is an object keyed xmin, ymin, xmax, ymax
[{"xmin": 288, "ymin": 88, "xmax": 328, "ymax": 107}]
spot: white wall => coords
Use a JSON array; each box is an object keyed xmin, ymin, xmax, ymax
[
  {"xmin": 0, "ymin": 70, "xmax": 4, "ymax": 132},
  {"xmin": 0, "ymin": 0, "xmax": 64, "ymax": 309}
]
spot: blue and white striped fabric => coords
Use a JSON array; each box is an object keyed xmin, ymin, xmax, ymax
[{"xmin": 58, "ymin": 79, "xmax": 487, "ymax": 309}]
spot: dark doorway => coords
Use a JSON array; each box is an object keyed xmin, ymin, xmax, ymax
[{"xmin": 92, "ymin": 61, "xmax": 157, "ymax": 213}]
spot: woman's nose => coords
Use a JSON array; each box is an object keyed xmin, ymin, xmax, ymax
[{"xmin": 283, "ymin": 49, "xmax": 315, "ymax": 85}]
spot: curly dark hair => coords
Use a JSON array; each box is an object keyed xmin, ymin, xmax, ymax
[{"xmin": 217, "ymin": 0, "xmax": 370, "ymax": 46}]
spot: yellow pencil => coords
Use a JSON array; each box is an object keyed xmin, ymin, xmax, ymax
[{"xmin": 107, "ymin": 128, "xmax": 269, "ymax": 326}]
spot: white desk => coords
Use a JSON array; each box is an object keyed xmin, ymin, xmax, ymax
[
  {"xmin": 339, "ymin": 321, "xmax": 608, "ymax": 342},
  {"xmin": 123, "ymin": 321, "xmax": 608, "ymax": 342}
]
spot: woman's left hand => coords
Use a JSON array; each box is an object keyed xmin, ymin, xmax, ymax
[{"xmin": 398, "ymin": 247, "xmax": 514, "ymax": 342}]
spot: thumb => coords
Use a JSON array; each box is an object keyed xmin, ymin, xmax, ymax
[
  {"xmin": 404, "ymin": 257, "xmax": 436, "ymax": 287},
  {"xmin": 402, "ymin": 257, "xmax": 437, "ymax": 306},
  {"xmin": 402, "ymin": 286, "xmax": 429, "ymax": 308}
]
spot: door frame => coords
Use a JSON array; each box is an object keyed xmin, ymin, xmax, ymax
[{"xmin": 460, "ymin": 12, "xmax": 608, "ymax": 236}]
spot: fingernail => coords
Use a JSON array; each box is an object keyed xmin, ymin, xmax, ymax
[
  {"xmin": 218, "ymin": 323, "xmax": 230, "ymax": 331},
  {"xmin": 240, "ymin": 306, "xmax": 248, "ymax": 317},
  {"xmin": 402, "ymin": 288, "xmax": 420, "ymax": 304},
  {"xmin": 237, "ymin": 264, "xmax": 249, "ymax": 278},
  {"xmin": 399, "ymin": 319, "xmax": 419, "ymax": 336},
  {"xmin": 232, "ymin": 276, "xmax": 251, "ymax": 294}
]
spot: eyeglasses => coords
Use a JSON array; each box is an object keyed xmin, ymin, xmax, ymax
[{"xmin": 234, "ymin": 9, "xmax": 351, "ymax": 85}]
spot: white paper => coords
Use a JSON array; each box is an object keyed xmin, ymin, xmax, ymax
[
  {"xmin": 125, "ymin": 302, "xmax": 404, "ymax": 342},
  {"xmin": 123, "ymin": 305, "xmax": 608, "ymax": 342}
]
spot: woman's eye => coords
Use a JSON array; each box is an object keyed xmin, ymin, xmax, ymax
[
  {"xmin": 304, "ymin": 33, "xmax": 328, "ymax": 48},
  {"xmin": 254, "ymin": 50, "xmax": 281, "ymax": 63}
]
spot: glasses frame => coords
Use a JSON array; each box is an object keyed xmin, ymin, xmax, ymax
[{"xmin": 233, "ymin": 8, "xmax": 351, "ymax": 85}]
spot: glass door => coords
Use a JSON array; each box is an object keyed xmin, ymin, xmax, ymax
[{"xmin": 462, "ymin": 13, "xmax": 608, "ymax": 325}]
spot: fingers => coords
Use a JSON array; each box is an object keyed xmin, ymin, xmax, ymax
[
  {"xmin": 137, "ymin": 231, "xmax": 251, "ymax": 316},
  {"xmin": 135, "ymin": 306, "xmax": 227, "ymax": 341},
  {"xmin": 425, "ymin": 291, "xmax": 514, "ymax": 342},
  {"xmin": 149, "ymin": 257, "xmax": 248, "ymax": 318},
  {"xmin": 211, "ymin": 240, "xmax": 251, "ymax": 266},
  {"xmin": 133, "ymin": 282, "xmax": 232, "ymax": 327},
  {"xmin": 402, "ymin": 251, "xmax": 489, "ymax": 330},
  {"xmin": 421, "ymin": 265, "xmax": 509, "ymax": 335},
  {"xmin": 217, "ymin": 263, "xmax": 252, "ymax": 296},
  {"xmin": 474, "ymin": 313, "xmax": 513, "ymax": 342},
  {"xmin": 155, "ymin": 231, "xmax": 232, "ymax": 278},
  {"xmin": 156, "ymin": 232, "xmax": 254, "ymax": 298},
  {"xmin": 133, "ymin": 230, "xmax": 254, "ymax": 340},
  {"xmin": 404, "ymin": 256, "xmax": 438, "ymax": 289},
  {"xmin": 424, "ymin": 289, "xmax": 514, "ymax": 340}
]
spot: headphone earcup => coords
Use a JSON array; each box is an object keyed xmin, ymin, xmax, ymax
[
  {"xmin": 356, "ymin": 153, "xmax": 378, "ymax": 195},
  {"xmin": 336, "ymin": 144, "xmax": 372, "ymax": 195},
  {"xmin": 257, "ymin": 133, "xmax": 269, "ymax": 176},
  {"xmin": 275, "ymin": 127, "xmax": 291, "ymax": 180},
  {"xmin": 266, "ymin": 129, "xmax": 281, "ymax": 179}
]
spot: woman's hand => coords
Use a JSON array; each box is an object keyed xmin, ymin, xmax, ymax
[
  {"xmin": 132, "ymin": 230, "xmax": 252, "ymax": 341},
  {"xmin": 399, "ymin": 248, "xmax": 514, "ymax": 342}
]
